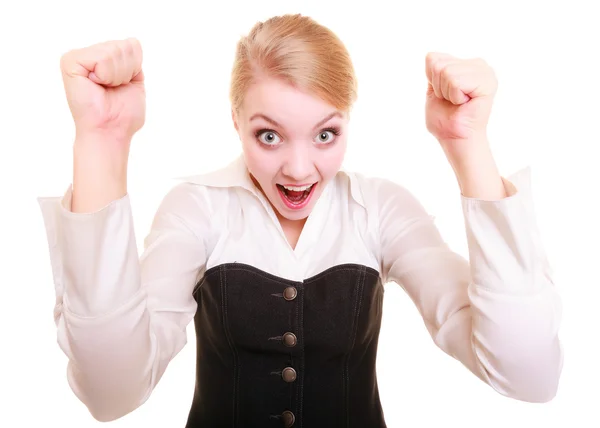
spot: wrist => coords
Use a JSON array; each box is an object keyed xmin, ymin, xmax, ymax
[
  {"xmin": 441, "ymin": 138, "xmax": 507, "ymax": 200},
  {"xmin": 71, "ymin": 136, "xmax": 130, "ymax": 213},
  {"xmin": 73, "ymin": 134, "xmax": 130, "ymax": 176}
]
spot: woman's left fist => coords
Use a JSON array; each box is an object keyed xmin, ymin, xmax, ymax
[{"xmin": 425, "ymin": 52, "xmax": 497, "ymax": 145}]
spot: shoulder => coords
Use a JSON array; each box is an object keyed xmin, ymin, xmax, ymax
[
  {"xmin": 162, "ymin": 156, "xmax": 247, "ymax": 211},
  {"xmin": 154, "ymin": 156, "xmax": 255, "ymax": 235},
  {"xmin": 150, "ymin": 181, "xmax": 214, "ymax": 236},
  {"xmin": 336, "ymin": 169, "xmax": 425, "ymax": 215}
]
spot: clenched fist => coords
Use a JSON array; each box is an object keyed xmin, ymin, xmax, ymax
[
  {"xmin": 424, "ymin": 52, "xmax": 497, "ymax": 145},
  {"xmin": 60, "ymin": 38, "xmax": 146, "ymax": 143}
]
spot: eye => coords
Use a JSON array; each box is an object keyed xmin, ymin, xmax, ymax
[
  {"xmin": 256, "ymin": 130, "xmax": 282, "ymax": 145},
  {"xmin": 314, "ymin": 128, "xmax": 339, "ymax": 144}
]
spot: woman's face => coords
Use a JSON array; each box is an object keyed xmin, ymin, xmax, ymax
[{"xmin": 233, "ymin": 78, "xmax": 348, "ymax": 222}]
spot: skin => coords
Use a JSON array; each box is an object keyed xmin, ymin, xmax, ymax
[
  {"xmin": 232, "ymin": 79, "xmax": 349, "ymax": 247},
  {"xmin": 60, "ymin": 38, "xmax": 145, "ymax": 213},
  {"xmin": 61, "ymin": 38, "xmax": 508, "ymax": 247},
  {"xmin": 424, "ymin": 52, "xmax": 507, "ymax": 200},
  {"xmin": 231, "ymin": 53, "xmax": 508, "ymax": 247}
]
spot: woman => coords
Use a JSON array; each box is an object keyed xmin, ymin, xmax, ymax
[{"xmin": 38, "ymin": 13, "xmax": 563, "ymax": 428}]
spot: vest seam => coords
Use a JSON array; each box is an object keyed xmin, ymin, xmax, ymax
[{"xmin": 220, "ymin": 266, "xmax": 240, "ymax": 427}]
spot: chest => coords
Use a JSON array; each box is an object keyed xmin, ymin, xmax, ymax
[
  {"xmin": 194, "ymin": 263, "xmax": 384, "ymax": 354},
  {"xmin": 280, "ymin": 219, "xmax": 305, "ymax": 250},
  {"xmin": 206, "ymin": 208, "xmax": 379, "ymax": 285},
  {"xmin": 189, "ymin": 262, "xmax": 387, "ymax": 426}
]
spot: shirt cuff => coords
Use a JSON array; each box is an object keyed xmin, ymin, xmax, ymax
[
  {"xmin": 37, "ymin": 185, "xmax": 141, "ymax": 317},
  {"xmin": 459, "ymin": 166, "xmax": 553, "ymax": 294}
]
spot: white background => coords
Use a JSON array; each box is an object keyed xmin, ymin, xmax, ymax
[{"xmin": 1, "ymin": 0, "xmax": 599, "ymax": 427}]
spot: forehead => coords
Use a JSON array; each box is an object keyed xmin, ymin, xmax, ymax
[{"xmin": 239, "ymin": 78, "xmax": 344, "ymax": 128}]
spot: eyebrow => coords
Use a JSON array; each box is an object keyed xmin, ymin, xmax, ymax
[{"xmin": 249, "ymin": 111, "xmax": 342, "ymax": 130}]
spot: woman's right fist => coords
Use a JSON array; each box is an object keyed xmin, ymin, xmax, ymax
[{"xmin": 60, "ymin": 38, "xmax": 146, "ymax": 143}]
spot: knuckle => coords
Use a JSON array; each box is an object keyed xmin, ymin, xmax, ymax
[
  {"xmin": 124, "ymin": 38, "xmax": 142, "ymax": 57},
  {"xmin": 127, "ymin": 37, "xmax": 141, "ymax": 49},
  {"xmin": 448, "ymin": 74, "xmax": 460, "ymax": 89},
  {"xmin": 111, "ymin": 43, "xmax": 124, "ymax": 59},
  {"xmin": 433, "ymin": 59, "xmax": 446, "ymax": 74},
  {"xmin": 441, "ymin": 64, "xmax": 454, "ymax": 80},
  {"xmin": 122, "ymin": 41, "xmax": 134, "ymax": 57},
  {"xmin": 96, "ymin": 46, "xmax": 114, "ymax": 63},
  {"xmin": 435, "ymin": 63, "xmax": 447, "ymax": 80},
  {"xmin": 60, "ymin": 48, "xmax": 80, "ymax": 68},
  {"xmin": 425, "ymin": 53, "xmax": 437, "ymax": 71},
  {"xmin": 59, "ymin": 52, "xmax": 71, "ymax": 69}
]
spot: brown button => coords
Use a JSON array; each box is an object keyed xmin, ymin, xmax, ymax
[
  {"xmin": 283, "ymin": 286, "xmax": 297, "ymax": 301},
  {"xmin": 282, "ymin": 332, "xmax": 297, "ymax": 347},
  {"xmin": 282, "ymin": 367, "xmax": 297, "ymax": 382},
  {"xmin": 281, "ymin": 410, "xmax": 295, "ymax": 427}
]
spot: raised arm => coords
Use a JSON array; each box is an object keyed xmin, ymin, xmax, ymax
[
  {"xmin": 36, "ymin": 38, "xmax": 210, "ymax": 421},
  {"xmin": 38, "ymin": 182, "xmax": 209, "ymax": 421},
  {"xmin": 376, "ymin": 169, "xmax": 563, "ymax": 402}
]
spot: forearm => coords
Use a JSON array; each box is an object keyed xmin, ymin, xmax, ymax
[
  {"xmin": 38, "ymin": 185, "xmax": 201, "ymax": 421},
  {"xmin": 442, "ymin": 136, "xmax": 507, "ymax": 201},
  {"xmin": 378, "ymin": 169, "xmax": 563, "ymax": 401},
  {"xmin": 61, "ymin": 293, "xmax": 156, "ymax": 421},
  {"xmin": 72, "ymin": 134, "xmax": 130, "ymax": 213},
  {"xmin": 459, "ymin": 169, "xmax": 563, "ymax": 401},
  {"xmin": 43, "ymin": 191, "xmax": 156, "ymax": 420},
  {"xmin": 467, "ymin": 281, "xmax": 563, "ymax": 402},
  {"xmin": 433, "ymin": 275, "xmax": 562, "ymax": 403}
]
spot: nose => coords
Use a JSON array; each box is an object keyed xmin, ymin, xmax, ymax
[{"xmin": 281, "ymin": 143, "xmax": 314, "ymax": 183}]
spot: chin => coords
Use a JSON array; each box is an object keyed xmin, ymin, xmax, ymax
[{"xmin": 277, "ymin": 206, "xmax": 312, "ymax": 221}]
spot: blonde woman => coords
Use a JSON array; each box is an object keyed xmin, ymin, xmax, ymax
[{"xmin": 38, "ymin": 13, "xmax": 563, "ymax": 428}]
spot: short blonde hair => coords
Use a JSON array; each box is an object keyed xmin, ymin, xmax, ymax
[{"xmin": 230, "ymin": 14, "xmax": 357, "ymax": 114}]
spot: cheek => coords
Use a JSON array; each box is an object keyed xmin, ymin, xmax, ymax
[
  {"xmin": 318, "ymin": 140, "xmax": 347, "ymax": 177},
  {"xmin": 242, "ymin": 143, "xmax": 277, "ymax": 185}
]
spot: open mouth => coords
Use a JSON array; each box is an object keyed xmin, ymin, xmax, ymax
[{"xmin": 276, "ymin": 183, "xmax": 317, "ymax": 209}]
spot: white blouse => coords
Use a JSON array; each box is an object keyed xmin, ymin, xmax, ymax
[{"xmin": 37, "ymin": 155, "xmax": 563, "ymax": 421}]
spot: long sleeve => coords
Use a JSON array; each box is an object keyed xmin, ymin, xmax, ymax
[
  {"xmin": 377, "ymin": 167, "xmax": 563, "ymax": 402},
  {"xmin": 37, "ymin": 182, "xmax": 211, "ymax": 421}
]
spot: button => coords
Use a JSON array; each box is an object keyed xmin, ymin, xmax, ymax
[
  {"xmin": 282, "ymin": 332, "xmax": 297, "ymax": 347},
  {"xmin": 282, "ymin": 367, "xmax": 297, "ymax": 382},
  {"xmin": 281, "ymin": 410, "xmax": 295, "ymax": 427},
  {"xmin": 283, "ymin": 286, "xmax": 297, "ymax": 301}
]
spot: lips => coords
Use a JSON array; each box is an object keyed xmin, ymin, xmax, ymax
[
  {"xmin": 276, "ymin": 182, "xmax": 317, "ymax": 209},
  {"xmin": 278, "ymin": 184, "xmax": 315, "ymax": 192}
]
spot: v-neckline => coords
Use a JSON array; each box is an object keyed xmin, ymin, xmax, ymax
[{"xmin": 253, "ymin": 181, "xmax": 331, "ymax": 259}]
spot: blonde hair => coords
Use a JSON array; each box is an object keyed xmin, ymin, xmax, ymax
[{"xmin": 230, "ymin": 14, "xmax": 357, "ymax": 114}]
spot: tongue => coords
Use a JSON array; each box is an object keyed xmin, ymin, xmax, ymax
[{"xmin": 285, "ymin": 189, "xmax": 307, "ymax": 203}]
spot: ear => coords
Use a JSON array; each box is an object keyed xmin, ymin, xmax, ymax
[{"xmin": 231, "ymin": 108, "xmax": 239, "ymax": 133}]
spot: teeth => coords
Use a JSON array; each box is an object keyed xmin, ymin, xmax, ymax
[{"xmin": 282, "ymin": 184, "xmax": 314, "ymax": 192}]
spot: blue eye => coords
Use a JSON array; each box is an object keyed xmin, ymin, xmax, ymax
[
  {"xmin": 314, "ymin": 128, "xmax": 340, "ymax": 144},
  {"xmin": 257, "ymin": 130, "xmax": 281, "ymax": 145},
  {"xmin": 315, "ymin": 131, "xmax": 334, "ymax": 144}
]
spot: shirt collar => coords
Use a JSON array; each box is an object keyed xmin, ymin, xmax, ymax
[
  {"xmin": 175, "ymin": 153, "xmax": 366, "ymax": 208},
  {"xmin": 175, "ymin": 154, "xmax": 257, "ymax": 194}
]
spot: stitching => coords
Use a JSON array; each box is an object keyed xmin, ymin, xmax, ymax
[
  {"xmin": 191, "ymin": 276, "xmax": 206, "ymax": 296},
  {"xmin": 344, "ymin": 266, "xmax": 366, "ymax": 427},
  {"xmin": 289, "ymin": 353, "xmax": 294, "ymax": 418},
  {"xmin": 220, "ymin": 267, "xmax": 239, "ymax": 427},
  {"xmin": 298, "ymin": 282, "xmax": 304, "ymax": 428},
  {"xmin": 304, "ymin": 265, "xmax": 379, "ymax": 284},
  {"xmin": 204, "ymin": 262, "xmax": 379, "ymax": 285},
  {"xmin": 205, "ymin": 264, "xmax": 299, "ymax": 285}
]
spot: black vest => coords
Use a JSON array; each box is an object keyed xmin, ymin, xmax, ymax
[{"xmin": 185, "ymin": 262, "xmax": 387, "ymax": 427}]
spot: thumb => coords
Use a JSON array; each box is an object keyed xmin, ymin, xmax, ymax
[
  {"xmin": 60, "ymin": 47, "xmax": 102, "ymax": 80},
  {"xmin": 88, "ymin": 71, "xmax": 103, "ymax": 84}
]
